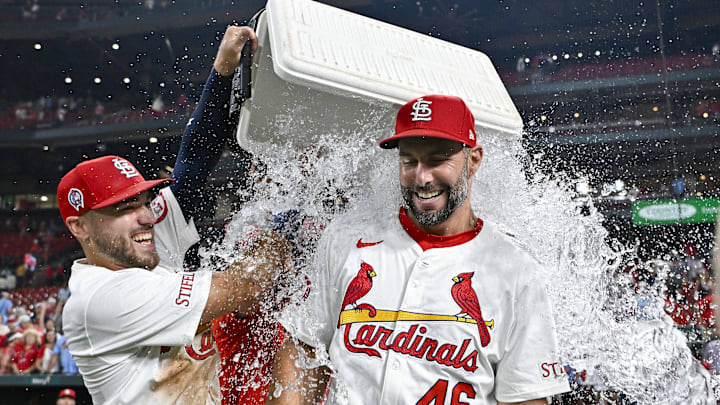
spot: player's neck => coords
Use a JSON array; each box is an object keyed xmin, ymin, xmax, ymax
[
  {"xmin": 82, "ymin": 246, "xmax": 126, "ymax": 271},
  {"xmin": 409, "ymin": 201, "xmax": 477, "ymax": 236}
]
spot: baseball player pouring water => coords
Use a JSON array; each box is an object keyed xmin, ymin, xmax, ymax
[
  {"xmin": 56, "ymin": 26, "xmax": 294, "ymax": 404},
  {"xmin": 268, "ymin": 95, "xmax": 570, "ymax": 404}
]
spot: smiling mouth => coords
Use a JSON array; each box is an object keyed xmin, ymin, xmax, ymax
[
  {"xmin": 131, "ymin": 231, "xmax": 153, "ymax": 246},
  {"xmin": 416, "ymin": 190, "xmax": 443, "ymax": 200}
]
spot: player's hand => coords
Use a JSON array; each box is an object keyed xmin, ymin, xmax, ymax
[
  {"xmin": 231, "ymin": 230, "xmax": 292, "ymax": 293},
  {"xmin": 213, "ymin": 25, "xmax": 258, "ymax": 77}
]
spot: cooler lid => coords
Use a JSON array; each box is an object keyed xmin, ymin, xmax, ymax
[{"xmin": 265, "ymin": 0, "xmax": 523, "ymax": 136}]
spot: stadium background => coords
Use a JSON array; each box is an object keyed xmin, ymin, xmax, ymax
[{"xmin": 0, "ymin": 0, "xmax": 718, "ymax": 403}]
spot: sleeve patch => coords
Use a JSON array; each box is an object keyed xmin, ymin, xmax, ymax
[{"xmin": 151, "ymin": 193, "xmax": 168, "ymax": 223}]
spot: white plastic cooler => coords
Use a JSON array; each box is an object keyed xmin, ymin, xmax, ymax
[{"xmin": 235, "ymin": 0, "xmax": 523, "ymax": 152}]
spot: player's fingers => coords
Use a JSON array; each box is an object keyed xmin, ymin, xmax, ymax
[
  {"xmin": 227, "ymin": 26, "xmax": 256, "ymax": 50},
  {"xmin": 246, "ymin": 28, "xmax": 258, "ymax": 53},
  {"xmin": 235, "ymin": 26, "xmax": 258, "ymax": 53}
]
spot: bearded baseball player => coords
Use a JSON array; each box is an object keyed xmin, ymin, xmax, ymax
[
  {"xmin": 57, "ymin": 26, "xmax": 292, "ymax": 404},
  {"xmin": 267, "ymin": 95, "xmax": 571, "ymax": 404}
]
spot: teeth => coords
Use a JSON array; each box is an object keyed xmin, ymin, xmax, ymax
[
  {"xmin": 132, "ymin": 232, "xmax": 153, "ymax": 243},
  {"xmin": 416, "ymin": 190, "xmax": 442, "ymax": 200}
]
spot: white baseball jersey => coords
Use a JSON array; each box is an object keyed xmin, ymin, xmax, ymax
[
  {"xmin": 286, "ymin": 208, "xmax": 570, "ymax": 404},
  {"xmin": 63, "ymin": 187, "xmax": 220, "ymax": 404}
]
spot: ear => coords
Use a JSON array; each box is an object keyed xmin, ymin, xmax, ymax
[
  {"xmin": 467, "ymin": 145, "xmax": 483, "ymax": 177},
  {"xmin": 65, "ymin": 215, "xmax": 91, "ymax": 242}
]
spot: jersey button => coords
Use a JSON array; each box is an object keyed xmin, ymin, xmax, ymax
[
  {"xmin": 391, "ymin": 361, "xmax": 400, "ymax": 370},
  {"xmin": 411, "ymin": 280, "xmax": 420, "ymax": 288}
]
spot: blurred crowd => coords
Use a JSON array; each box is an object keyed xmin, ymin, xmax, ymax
[
  {"xmin": 509, "ymin": 47, "xmax": 720, "ymax": 86},
  {"xmin": 0, "ymin": 93, "xmax": 192, "ymax": 131},
  {"xmin": 0, "ymin": 214, "xmax": 77, "ymax": 289},
  {"xmin": 0, "ymin": 212, "xmax": 80, "ymax": 375},
  {"xmin": 0, "ymin": 288, "xmax": 77, "ymax": 376}
]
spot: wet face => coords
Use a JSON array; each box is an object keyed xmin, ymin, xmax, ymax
[
  {"xmin": 398, "ymin": 138, "xmax": 471, "ymax": 227},
  {"xmin": 85, "ymin": 191, "xmax": 159, "ymax": 270}
]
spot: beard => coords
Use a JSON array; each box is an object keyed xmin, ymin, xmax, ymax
[
  {"xmin": 88, "ymin": 221, "xmax": 159, "ymax": 270},
  {"xmin": 401, "ymin": 160, "xmax": 470, "ymax": 227}
]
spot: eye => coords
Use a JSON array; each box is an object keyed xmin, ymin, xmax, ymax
[{"xmin": 428, "ymin": 156, "xmax": 449, "ymax": 164}]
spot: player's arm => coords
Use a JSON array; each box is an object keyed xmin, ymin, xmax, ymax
[
  {"xmin": 199, "ymin": 230, "xmax": 290, "ymax": 325},
  {"xmin": 498, "ymin": 399, "xmax": 547, "ymax": 405},
  {"xmin": 265, "ymin": 225, "xmax": 339, "ymax": 404},
  {"xmin": 494, "ymin": 269, "xmax": 570, "ymax": 402},
  {"xmin": 170, "ymin": 25, "xmax": 258, "ymax": 222},
  {"xmin": 265, "ymin": 338, "xmax": 331, "ymax": 405}
]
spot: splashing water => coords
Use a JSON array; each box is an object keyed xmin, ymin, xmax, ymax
[{"xmin": 201, "ymin": 104, "xmax": 715, "ymax": 404}]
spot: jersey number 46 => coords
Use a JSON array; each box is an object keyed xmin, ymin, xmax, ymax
[{"xmin": 417, "ymin": 379, "xmax": 476, "ymax": 405}]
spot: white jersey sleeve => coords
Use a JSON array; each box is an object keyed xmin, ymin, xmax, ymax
[
  {"xmin": 78, "ymin": 267, "xmax": 212, "ymax": 352},
  {"xmin": 494, "ymin": 269, "xmax": 569, "ymax": 402},
  {"xmin": 151, "ymin": 187, "xmax": 200, "ymax": 270}
]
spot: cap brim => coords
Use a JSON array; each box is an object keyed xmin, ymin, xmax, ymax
[
  {"xmin": 92, "ymin": 178, "xmax": 173, "ymax": 210},
  {"xmin": 379, "ymin": 128, "xmax": 470, "ymax": 149}
]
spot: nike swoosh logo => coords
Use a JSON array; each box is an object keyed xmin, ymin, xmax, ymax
[{"xmin": 357, "ymin": 238, "xmax": 384, "ymax": 248}]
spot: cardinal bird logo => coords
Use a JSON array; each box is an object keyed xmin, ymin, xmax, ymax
[
  {"xmin": 451, "ymin": 272, "xmax": 492, "ymax": 347},
  {"xmin": 337, "ymin": 261, "xmax": 376, "ymax": 328}
]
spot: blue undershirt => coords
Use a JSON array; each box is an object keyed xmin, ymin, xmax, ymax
[{"xmin": 170, "ymin": 69, "xmax": 236, "ymax": 223}]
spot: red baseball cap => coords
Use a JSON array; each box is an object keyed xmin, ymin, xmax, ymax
[
  {"xmin": 379, "ymin": 94, "xmax": 477, "ymax": 149},
  {"xmin": 57, "ymin": 155, "xmax": 173, "ymax": 222},
  {"xmin": 58, "ymin": 388, "xmax": 76, "ymax": 398}
]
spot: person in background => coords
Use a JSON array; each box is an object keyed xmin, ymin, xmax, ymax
[
  {"xmin": 15, "ymin": 263, "xmax": 26, "ymax": 289},
  {"xmin": 0, "ymin": 291, "xmax": 12, "ymax": 324},
  {"xmin": 57, "ymin": 388, "xmax": 77, "ymax": 405},
  {"xmin": 10, "ymin": 329, "xmax": 41, "ymax": 374},
  {"xmin": 49, "ymin": 327, "xmax": 78, "ymax": 376},
  {"xmin": 38, "ymin": 329, "xmax": 60, "ymax": 374},
  {"xmin": 17, "ymin": 314, "xmax": 43, "ymax": 340},
  {"xmin": 0, "ymin": 332, "xmax": 22, "ymax": 374},
  {"xmin": 44, "ymin": 318, "xmax": 56, "ymax": 334},
  {"xmin": 57, "ymin": 281, "xmax": 70, "ymax": 303},
  {"xmin": 0, "ymin": 323, "xmax": 8, "ymax": 347}
]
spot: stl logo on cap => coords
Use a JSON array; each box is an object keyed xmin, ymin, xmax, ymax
[
  {"xmin": 112, "ymin": 157, "xmax": 139, "ymax": 179},
  {"xmin": 410, "ymin": 98, "xmax": 433, "ymax": 121},
  {"xmin": 68, "ymin": 188, "xmax": 84, "ymax": 212}
]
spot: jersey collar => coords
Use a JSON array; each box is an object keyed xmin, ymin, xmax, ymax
[{"xmin": 398, "ymin": 207, "xmax": 483, "ymax": 251}]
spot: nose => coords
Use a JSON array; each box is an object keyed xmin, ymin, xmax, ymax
[{"xmin": 414, "ymin": 162, "xmax": 433, "ymax": 187}]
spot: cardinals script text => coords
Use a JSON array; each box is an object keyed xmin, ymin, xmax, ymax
[{"xmin": 343, "ymin": 323, "xmax": 479, "ymax": 373}]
